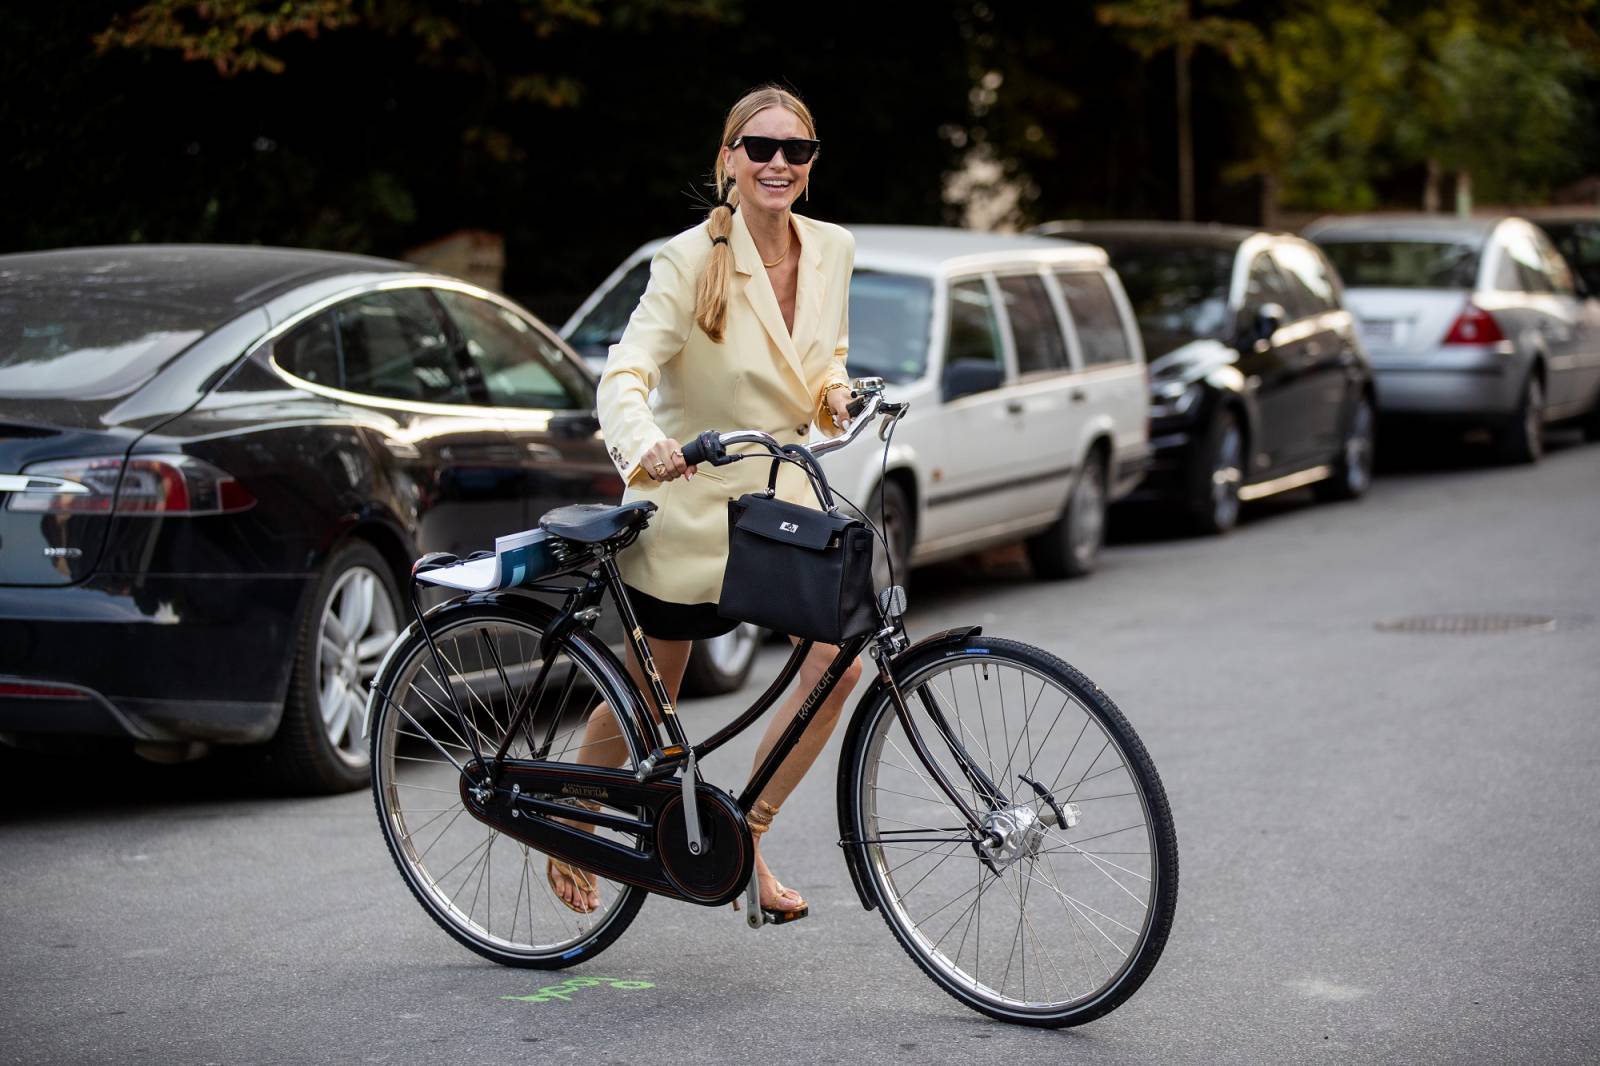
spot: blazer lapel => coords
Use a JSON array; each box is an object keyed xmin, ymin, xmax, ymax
[
  {"xmin": 732, "ymin": 211, "xmax": 808, "ymax": 392},
  {"xmin": 789, "ymin": 216, "xmax": 827, "ymax": 365}
]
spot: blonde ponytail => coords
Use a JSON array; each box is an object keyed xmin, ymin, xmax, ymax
[
  {"xmin": 695, "ymin": 197, "xmax": 738, "ymax": 341},
  {"xmin": 693, "ymin": 85, "xmax": 817, "ymax": 342}
]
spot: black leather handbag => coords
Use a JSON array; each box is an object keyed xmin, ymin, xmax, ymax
[{"xmin": 717, "ymin": 458, "xmax": 877, "ymax": 645}]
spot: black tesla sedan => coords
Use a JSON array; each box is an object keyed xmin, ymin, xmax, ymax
[
  {"xmin": 0, "ymin": 245, "xmax": 642, "ymax": 792},
  {"xmin": 1036, "ymin": 222, "xmax": 1377, "ymax": 533}
]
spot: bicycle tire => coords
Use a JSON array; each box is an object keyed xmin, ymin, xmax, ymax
[
  {"xmin": 841, "ymin": 635, "xmax": 1177, "ymax": 1027},
  {"xmin": 369, "ymin": 596, "xmax": 648, "ymax": 968}
]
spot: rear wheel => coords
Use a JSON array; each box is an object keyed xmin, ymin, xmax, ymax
[
  {"xmin": 370, "ymin": 600, "xmax": 646, "ymax": 968},
  {"xmin": 842, "ymin": 637, "xmax": 1178, "ymax": 1027},
  {"xmin": 1315, "ymin": 395, "xmax": 1375, "ymax": 502},
  {"xmin": 268, "ymin": 540, "xmax": 399, "ymax": 793},
  {"xmin": 1026, "ymin": 455, "xmax": 1106, "ymax": 579},
  {"xmin": 1497, "ymin": 373, "xmax": 1544, "ymax": 464}
]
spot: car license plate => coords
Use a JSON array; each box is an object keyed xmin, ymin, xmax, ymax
[{"xmin": 1360, "ymin": 318, "xmax": 1396, "ymax": 346}]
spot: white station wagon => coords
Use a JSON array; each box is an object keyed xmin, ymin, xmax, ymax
[{"xmin": 563, "ymin": 225, "xmax": 1150, "ymax": 589}]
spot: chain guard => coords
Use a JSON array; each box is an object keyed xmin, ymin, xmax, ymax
[{"xmin": 459, "ymin": 759, "xmax": 752, "ymax": 907}]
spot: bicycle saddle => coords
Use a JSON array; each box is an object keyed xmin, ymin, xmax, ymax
[{"xmin": 539, "ymin": 500, "xmax": 656, "ymax": 544}]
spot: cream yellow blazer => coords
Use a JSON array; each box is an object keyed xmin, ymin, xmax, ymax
[{"xmin": 596, "ymin": 210, "xmax": 854, "ymax": 606}]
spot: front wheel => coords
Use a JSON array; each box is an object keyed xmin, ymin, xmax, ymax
[{"xmin": 841, "ymin": 637, "xmax": 1177, "ymax": 1027}]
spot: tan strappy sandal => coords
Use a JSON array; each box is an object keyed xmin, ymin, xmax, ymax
[
  {"xmin": 547, "ymin": 799, "xmax": 602, "ymax": 915},
  {"xmin": 735, "ymin": 798, "xmax": 809, "ymax": 924}
]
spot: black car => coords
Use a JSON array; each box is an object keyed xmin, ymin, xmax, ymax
[
  {"xmin": 1035, "ymin": 222, "xmax": 1377, "ymax": 533},
  {"xmin": 0, "ymin": 245, "xmax": 737, "ymax": 793}
]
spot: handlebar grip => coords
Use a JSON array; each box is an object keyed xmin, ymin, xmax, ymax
[
  {"xmin": 680, "ymin": 430, "xmax": 727, "ymax": 467},
  {"xmin": 845, "ymin": 394, "xmax": 870, "ymax": 419}
]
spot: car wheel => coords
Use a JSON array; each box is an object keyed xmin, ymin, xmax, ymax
[
  {"xmin": 268, "ymin": 540, "xmax": 400, "ymax": 793},
  {"xmin": 1583, "ymin": 385, "xmax": 1600, "ymax": 443},
  {"xmin": 1497, "ymin": 373, "xmax": 1544, "ymax": 464},
  {"xmin": 681, "ymin": 623, "xmax": 763, "ymax": 697},
  {"xmin": 867, "ymin": 479, "xmax": 914, "ymax": 593},
  {"xmin": 1026, "ymin": 452, "xmax": 1106, "ymax": 580},
  {"xmin": 1315, "ymin": 394, "xmax": 1375, "ymax": 502},
  {"xmin": 1188, "ymin": 409, "xmax": 1243, "ymax": 534}
]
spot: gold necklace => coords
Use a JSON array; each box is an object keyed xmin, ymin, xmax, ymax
[{"xmin": 761, "ymin": 238, "xmax": 791, "ymax": 269}]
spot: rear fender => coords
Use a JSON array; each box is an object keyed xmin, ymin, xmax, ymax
[
  {"xmin": 835, "ymin": 625, "xmax": 982, "ymax": 911},
  {"xmin": 362, "ymin": 592, "xmax": 654, "ymax": 765}
]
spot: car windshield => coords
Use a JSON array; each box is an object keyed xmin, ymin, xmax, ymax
[
  {"xmin": 845, "ymin": 271, "xmax": 934, "ymax": 384},
  {"xmin": 1096, "ymin": 242, "xmax": 1234, "ymax": 354},
  {"xmin": 1318, "ymin": 239, "xmax": 1480, "ymax": 289},
  {"xmin": 565, "ymin": 260, "xmax": 650, "ymax": 365}
]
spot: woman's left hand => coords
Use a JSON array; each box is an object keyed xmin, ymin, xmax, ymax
[{"xmin": 825, "ymin": 385, "xmax": 854, "ymax": 431}]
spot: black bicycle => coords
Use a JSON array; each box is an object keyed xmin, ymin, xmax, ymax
[{"xmin": 365, "ymin": 379, "xmax": 1177, "ymax": 1027}]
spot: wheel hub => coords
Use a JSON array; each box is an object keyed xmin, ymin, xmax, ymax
[{"xmin": 978, "ymin": 805, "xmax": 1050, "ymax": 870}]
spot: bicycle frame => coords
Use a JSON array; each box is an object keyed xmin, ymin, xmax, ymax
[{"xmin": 393, "ymin": 385, "xmax": 1014, "ymax": 903}]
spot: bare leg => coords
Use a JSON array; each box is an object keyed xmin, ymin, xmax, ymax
[
  {"xmin": 745, "ymin": 639, "xmax": 863, "ymax": 911},
  {"xmin": 550, "ymin": 635, "xmax": 693, "ymax": 912}
]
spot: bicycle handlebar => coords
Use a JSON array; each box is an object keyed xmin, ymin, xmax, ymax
[{"xmin": 678, "ymin": 379, "xmax": 906, "ymax": 468}]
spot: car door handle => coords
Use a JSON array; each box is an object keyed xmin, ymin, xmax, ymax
[
  {"xmin": 1069, "ymin": 390, "xmax": 1087, "ymax": 403},
  {"xmin": 1006, "ymin": 400, "xmax": 1025, "ymax": 415}
]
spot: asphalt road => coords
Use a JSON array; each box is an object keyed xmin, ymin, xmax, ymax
[{"xmin": 3, "ymin": 433, "xmax": 1598, "ymax": 1066}]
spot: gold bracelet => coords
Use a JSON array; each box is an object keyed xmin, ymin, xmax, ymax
[{"xmin": 821, "ymin": 381, "xmax": 849, "ymax": 427}]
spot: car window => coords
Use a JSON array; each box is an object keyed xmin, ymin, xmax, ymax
[
  {"xmin": 945, "ymin": 278, "xmax": 1004, "ymax": 368},
  {"xmin": 275, "ymin": 312, "xmax": 342, "ymax": 387},
  {"xmin": 846, "ymin": 271, "xmax": 934, "ymax": 385},
  {"xmin": 1272, "ymin": 241, "xmax": 1339, "ymax": 315},
  {"xmin": 565, "ymin": 260, "xmax": 651, "ymax": 365},
  {"xmin": 1317, "ymin": 240, "xmax": 1480, "ymax": 290},
  {"xmin": 1497, "ymin": 228, "xmax": 1553, "ymax": 294},
  {"xmin": 335, "ymin": 289, "xmax": 468, "ymax": 404},
  {"xmin": 1244, "ymin": 252, "xmax": 1295, "ymax": 312},
  {"xmin": 1537, "ymin": 220, "xmax": 1600, "ymax": 294},
  {"xmin": 1055, "ymin": 270, "xmax": 1132, "ymax": 366},
  {"xmin": 1530, "ymin": 228, "xmax": 1577, "ymax": 296},
  {"xmin": 435, "ymin": 289, "xmax": 594, "ymax": 410},
  {"xmin": 996, "ymin": 274, "xmax": 1069, "ymax": 374}
]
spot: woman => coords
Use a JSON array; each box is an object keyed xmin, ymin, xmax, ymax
[{"xmin": 548, "ymin": 85, "xmax": 861, "ymax": 923}]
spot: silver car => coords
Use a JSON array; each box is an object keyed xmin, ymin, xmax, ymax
[{"xmin": 1304, "ymin": 214, "xmax": 1600, "ymax": 461}]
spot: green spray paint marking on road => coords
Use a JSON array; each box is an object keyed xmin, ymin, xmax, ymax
[{"xmin": 502, "ymin": 977, "xmax": 656, "ymax": 1004}]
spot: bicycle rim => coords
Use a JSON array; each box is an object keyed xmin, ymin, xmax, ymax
[
  {"xmin": 851, "ymin": 639, "xmax": 1176, "ymax": 1024},
  {"xmin": 371, "ymin": 606, "xmax": 646, "ymax": 966}
]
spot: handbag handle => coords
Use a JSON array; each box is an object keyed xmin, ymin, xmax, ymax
[{"xmin": 765, "ymin": 445, "xmax": 837, "ymax": 511}]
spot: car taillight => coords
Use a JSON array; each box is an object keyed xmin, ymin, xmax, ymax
[
  {"xmin": 1442, "ymin": 304, "xmax": 1506, "ymax": 346},
  {"xmin": 6, "ymin": 454, "xmax": 256, "ymax": 515},
  {"xmin": 0, "ymin": 681, "xmax": 90, "ymax": 700}
]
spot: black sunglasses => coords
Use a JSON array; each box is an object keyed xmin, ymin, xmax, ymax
[{"xmin": 729, "ymin": 135, "xmax": 820, "ymax": 166}]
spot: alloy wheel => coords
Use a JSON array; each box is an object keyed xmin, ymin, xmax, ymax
[{"xmin": 316, "ymin": 565, "xmax": 398, "ymax": 767}]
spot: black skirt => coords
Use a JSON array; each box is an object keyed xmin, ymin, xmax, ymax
[{"xmin": 622, "ymin": 584, "xmax": 739, "ymax": 641}]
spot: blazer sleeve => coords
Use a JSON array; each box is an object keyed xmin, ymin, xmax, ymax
[
  {"xmin": 597, "ymin": 243, "xmax": 694, "ymax": 484},
  {"xmin": 814, "ymin": 230, "xmax": 856, "ymax": 438}
]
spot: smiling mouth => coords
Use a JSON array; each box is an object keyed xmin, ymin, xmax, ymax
[{"xmin": 758, "ymin": 179, "xmax": 792, "ymax": 191}]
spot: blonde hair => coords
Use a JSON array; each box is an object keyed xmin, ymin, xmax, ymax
[{"xmin": 694, "ymin": 85, "xmax": 818, "ymax": 341}]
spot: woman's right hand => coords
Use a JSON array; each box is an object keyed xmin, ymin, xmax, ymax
[{"xmin": 642, "ymin": 438, "xmax": 696, "ymax": 482}]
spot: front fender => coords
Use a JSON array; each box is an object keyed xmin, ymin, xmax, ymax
[{"xmin": 835, "ymin": 625, "xmax": 982, "ymax": 911}]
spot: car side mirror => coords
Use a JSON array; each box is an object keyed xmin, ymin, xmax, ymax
[
  {"xmin": 1253, "ymin": 302, "xmax": 1286, "ymax": 344},
  {"xmin": 942, "ymin": 358, "xmax": 1005, "ymax": 402}
]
